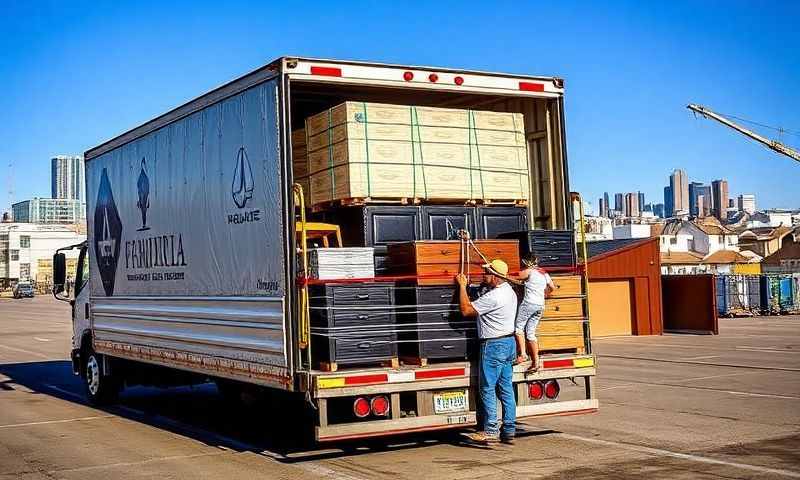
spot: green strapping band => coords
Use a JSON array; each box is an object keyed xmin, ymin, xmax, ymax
[
  {"xmin": 327, "ymin": 108, "xmax": 335, "ymax": 199},
  {"xmin": 412, "ymin": 106, "xmax": 428, "ymax": 198},
  {"xmin": 361, "ymin": 102, "xmax": 372, "ymax": 197},
  {"xmin": 469, "ymin": 110, "xmax": 485, "ymax": 199}
]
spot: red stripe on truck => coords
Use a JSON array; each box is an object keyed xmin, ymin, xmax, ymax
[
  {"xmin": 344, "ymin": 374, "xmax": 388, "ymax": 385},
  {"xmin": 542, "ymin": 359, "xmax": 573, "ymax": 369},
  {"xmin": 415, "ymin": 368, "xmax": 466, "ymax": 380},
  {"xmin": 519, "ymin": 81, "xmax": 545, "ymax": 92},
  {"xmin": 310, "ymin": 66, "xmax": 342, "ymax": 77}
]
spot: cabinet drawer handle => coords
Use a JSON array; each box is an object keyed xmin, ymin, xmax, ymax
[
  {"xmin": 554, "ymin": 306, "xmax": 561, "ymax": 311},
  {"xmin": 357, "ymin": 294, "xmax": 370, "ymax": 300},
  {"xmin": 441, "ymin": 344, "xmax": 454, "ymax": 350},
  {"xmin": 357, "ymin": 342, "xmax": 372, "ymax": 349},
  {"xmin": 440, "ymin": 313, "xmax": 451, "ymax": 319},
  {"xmin": 357, "ymin": 314, "xmax": 369, "ymax": 320},
  {"xmin": 439, "ymin": 293, "xmax": 452, "ymax": 298}
]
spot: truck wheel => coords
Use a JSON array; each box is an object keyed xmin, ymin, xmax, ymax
[{"xmin": 83, "ymin": 349, "xmax": 120, "ymax": 406}]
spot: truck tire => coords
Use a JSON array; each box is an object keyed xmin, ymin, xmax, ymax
[{"xmin": 83, "ymin": 348, "xmax": 120, "ymax": 406}]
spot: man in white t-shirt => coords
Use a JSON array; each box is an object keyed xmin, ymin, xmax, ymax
[{"xmin": 455, "ymin": 259, "xmax": 518, "ymax": 445}]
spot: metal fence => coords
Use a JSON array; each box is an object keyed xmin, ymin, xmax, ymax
[{"xmin": 715, "ymin": 273, "xmax": 800, "ymax": 316}]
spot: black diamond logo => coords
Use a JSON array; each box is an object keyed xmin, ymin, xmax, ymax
[{"xmin": 94, "ymin": 168, "xmax": 123, "ymax": 296}]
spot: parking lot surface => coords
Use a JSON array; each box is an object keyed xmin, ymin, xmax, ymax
[{"xmin": 1, "ymin": 296, "xmax": 798, "ymax": 479}]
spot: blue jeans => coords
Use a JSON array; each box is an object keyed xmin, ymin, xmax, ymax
[{"xmin": 478, "ymin": 336, "xmax": 516, "ymax": 438}]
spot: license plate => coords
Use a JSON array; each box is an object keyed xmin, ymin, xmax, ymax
[{"xmin": 433, "ymin": 390, "xmax": 468, "ymax": 414}]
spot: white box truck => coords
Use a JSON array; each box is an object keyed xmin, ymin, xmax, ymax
[{"xmin": 53, "ymin": 57, "xmax": 597, "ymax": 442}]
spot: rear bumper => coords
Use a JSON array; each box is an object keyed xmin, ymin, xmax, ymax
[{"xmin": 316, "ymin": 398, "xmax": 598, "ymax": 442}]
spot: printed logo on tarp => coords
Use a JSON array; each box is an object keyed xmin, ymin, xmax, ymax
[
  {"xmin": 93, "ymin": 168, "xmax": 123, "ymax": 296},
  {"xmin": 124, "ymin": 156, "xmax": 189, "ymax": 284},
  {"xmin": 228, "ymin": 147, "xmax": 262, "ymax": 224},
  {"xmin": 136, "ymin": 158, "xmax": 150, "ymax": 231}
]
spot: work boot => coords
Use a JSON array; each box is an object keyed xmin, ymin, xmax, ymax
[{"xmin": 462, "ymin": 431, "xmax": 500, "ymax": 444}]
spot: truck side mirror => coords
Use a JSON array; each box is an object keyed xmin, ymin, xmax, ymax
[{"xmin": 53, "ymin": 253, "xmax": 66, "ymax": 295}]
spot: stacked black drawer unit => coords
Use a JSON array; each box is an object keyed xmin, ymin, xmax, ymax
[
  {"xmin": 498, "ymin": 229, "xmax": 577, "ymax": 267},
  {"xmin": 309, "ymin": 282, "xmax": 397, "ymax": 367},
  {"xmin": 395, "ymin": 284, "xmax": 477, "ymax": 360},
  {"xmin": 319, "ymin": 205, "xmax": 528, "ymax": 273}
]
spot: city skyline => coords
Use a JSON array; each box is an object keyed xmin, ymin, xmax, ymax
[{"xmin": 1, "ymin": 2, "xmax": 798, "ymax": 215}]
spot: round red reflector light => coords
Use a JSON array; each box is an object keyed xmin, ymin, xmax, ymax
[
  {"xmin": 428, "ymin": 73, "xmax": 438, "ymax": 83},
  {"xmin": 403, "ymin": 71, "xmax": 414, "ymax": 81},
  {"xmin": 454, "ymin": 76, "xmax": 464, "ymax": 85},
  {"xmin": 544, "ymin": 380, "xmax": 560, "ymax": 399},
  {"xmin": 353, "ymin": 397, "xmax": 371, "ymax": 418},
  {"xmin": 370, "ymin": 395, "xmax": 390, "ymax": 416},
  {"xmin": 528, "ymin": 381, "xmax": 544, "ymax": 400}
]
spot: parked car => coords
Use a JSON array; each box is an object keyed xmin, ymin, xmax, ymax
[{"xmin": 13, "ymin": 283, "xmax": 34, "ymax": 299}]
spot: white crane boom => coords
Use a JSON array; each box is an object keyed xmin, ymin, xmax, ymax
[{"xmin": 687, "ymin": 103, "xmax": 800, "ymax": 163}]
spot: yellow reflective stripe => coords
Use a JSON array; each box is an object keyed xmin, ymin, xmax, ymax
[
  {"xmin": 318, "ymin": 377, "xmax": 346, "ymax": 389},
  {"xmin": 574, "ymin": 358, "xmax": 594, "ymax": 368}
]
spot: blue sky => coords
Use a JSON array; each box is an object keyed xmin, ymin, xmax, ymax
[{"xmin": 1, "ymin": 0, "xmax": 798, "ymax": 215}]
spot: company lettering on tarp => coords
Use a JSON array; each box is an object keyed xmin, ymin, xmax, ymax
[{"xmin": 85, "ymin": 80, "xmax": 285, "ymax": 297}]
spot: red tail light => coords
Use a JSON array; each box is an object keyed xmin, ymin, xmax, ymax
[
  {"xmin": 528, "ymin": 381, "xmax": 544, "ymax": 400},
  {"xmin": 403, "ymin": 71, "xmax": 414, "ymax": 81},
  {"xmin": 454, "ymin": 76, "xmax": 464, "ymax": 86},
  {"xmin": 519, "ymin": 81, "xmax": 545, "ymax": 92},
  {"xmin": 428, "ymin": 73, "xmax": 438, "ymax": 83},
  {"xmin": 544, "ymin": 380, "xmax": 560, "ymax": 399},
  {"xmin": 353, "ymin": 397, "xmax": 371, "ymax": 418},
  {"xmin": 370, "ymin": 395, "xmax": 390, "ymax": 416}
]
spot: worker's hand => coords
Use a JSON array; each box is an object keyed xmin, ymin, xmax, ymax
[{"xmin": 455, "ymin": 273, "xmax": 468, "ymax": 287}]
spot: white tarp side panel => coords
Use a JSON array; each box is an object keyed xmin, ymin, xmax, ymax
[{"xmin": 86, "ymin": 79, "xmax": 285, "ymax": 298}]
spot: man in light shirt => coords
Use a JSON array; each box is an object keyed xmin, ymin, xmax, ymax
[{"xmin": 455, "ymin": 259, "xmax": 518, "ymax": 445}]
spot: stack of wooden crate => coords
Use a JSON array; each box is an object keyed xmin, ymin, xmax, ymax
[
  {"xmin": 537, "ymin": 274, "xmax": 586, "ymax": 352},
  {"xmin": 292, "ymin": 129, "xmax": 310, "ymax": 199},
  {"xmin": 297, "ymin": 102, "xmax": 529, "ymax": 207}
]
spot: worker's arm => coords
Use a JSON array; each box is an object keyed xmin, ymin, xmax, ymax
[
  {"xmin": 455, "ymin": 274, "xmax": 478, "ymax": 318},
  {"xmin": 545, "ymin": 274, "xmax": 556, "ymax": 298}
]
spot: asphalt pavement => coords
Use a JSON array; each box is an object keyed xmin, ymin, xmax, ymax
[{"xmin": 0, "ymin": 295, "xmax": 798, "ymax": 479}]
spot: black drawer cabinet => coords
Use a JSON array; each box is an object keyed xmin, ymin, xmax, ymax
[
  {"xmin": 309, "ymin": 282, "xmax": 397, "ymax": 367},
  {"xmin": 498, "ymin": 230, "xmax": 577, "ymax": 267},
  {"xmin": 396, "ymin": 285, "xmax": 476, "ymax": 360},
  {"xmin": 476, "ymin": 207, "xmax": 528, "ymax": 239},
  {"xmin": 420, "ymin": 206, "xmax": 477, "ymax": 241}
]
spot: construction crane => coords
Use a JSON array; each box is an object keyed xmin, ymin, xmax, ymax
[{"xmin": 687, "ymin": 104, "xmax": 800, "ymax": 163}]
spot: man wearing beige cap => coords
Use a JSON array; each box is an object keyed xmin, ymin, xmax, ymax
[{"xmin": 455, "ymin": 259, "xmax": 518, "ymax": 445}]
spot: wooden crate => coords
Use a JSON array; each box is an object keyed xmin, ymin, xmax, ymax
[
  {"xmin": 537, "ymin": 319, "xmax": 585, "ymax": 351},
  {"xmin": 292, "ymin": 128, "xmax": 308, "ymax": 179},
  {"xmin": 549, "ymin": 275, "xmax": 583, "ymax": 298},
  {"xmin": 387, "ymin": 240, "xmax": 520, "ymax": 285},
  {"xmin": 304, "ymin": 102, "xmax": 529, "ymax": 208}
]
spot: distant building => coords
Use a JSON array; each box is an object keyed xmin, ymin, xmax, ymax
[
  {"xmin": 664, "ymin": 185, "xmax": 673, "ymax": 218},
  {"xmin": 11, "ymin": 198, "xmax": 85, "ymax": 224},
  {"xmin": 711, "ymin": 179, "xmax": 729, "ymax": 221},
  {"xmin": 737, "ymin": 194, "xmax": 755, "ymax": 214},
  {"xmin": 598, "ymin": 198, "xmax": 606, "ymax": 219},
  {"xmin": 51, "ymin": 155, "xmax": 85, "ymax": 201},
  {"xmin": 637, "ymin": 192, "xmax": 645, "ymax": 211},
  {"xmin": 578, "ymin": 215, "xmax": 613, "ymax": 241},
  {"xmin": 688, "ymin": 182, "xmax": 702, "ymax": 216},
  {"xmin": 761, "ymin": 235, "xmax": 800, "ymax": 273},
  {"xmin": 653, "ymin": 203, "xmax": 665, "ymax": 218},
  {"xmin": 614, "ymin": 193, "xmax": 624, "ymax": 212},
  {"xmin": 738, "ymin": 226, "xmax": 792, "ymax": 258},
  {"xmin": 624, "ymin": 192, "xmax": 640, "ymax": 217},
  {"xmin": 697, "ymin": 194, "xmax": 708, "ymax": 218},
  {"xmin": 0, "ymin": 223, "xmax": 86, "ymax": 286},
  {"xmin": 613, "ymin": 223, "xmax": 651, "ymax": 239},
  {"xmin": 670, "ymin": 169, "xmax": 689, "ymax": 215},
  {"xmin": 603, "ymin": 192, "xmax": 610, "ymax": 218},
  {"xmin": 765, "ymin": 209, "xmax": 793, "ymax": 227}
]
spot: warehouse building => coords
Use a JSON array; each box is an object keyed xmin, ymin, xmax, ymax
[{"xmin": 0, "ymin": 223, "xmax": 85, "ymax": 288}]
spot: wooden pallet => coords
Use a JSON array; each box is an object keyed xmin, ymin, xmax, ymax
[
  {"xmin": 318, "ymin": 357, "xmax": 400, "ymax": 372},
  {"xmin": 311, "ymin": 196, "xmax": 527, "ymax": 212},
  {"xmin": 400, "ymin": 355, "xmax": 470, "ymax": 367}
]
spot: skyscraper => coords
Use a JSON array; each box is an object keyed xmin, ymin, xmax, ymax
[
  {"xmin": 51, "ymin": 155, "xmax": 85, "ymax": 201},
  {"xmin": 664, "ymin": 185, "xmax": 673, "ymax": 218},
  {"xmin": 624, "ymin": 192, "xmax": 640, "ymax": 217},
  {"xmin": 614, "ymin": 193, "xmax": 623, "ymax": 213},
  {"xmin": 688, "ymin": 182, "xmax": 702, "ymax": 216},
  {"xmin": 637, "ymin": 192, "xmax": 645, "ymax": 211},
  {"xmin": 738, "ymin": 194, "xmax": 756, "ymax": 214},
  {"xmin": 712, "ymin": 179, "xmax": 729, "ymax": 221},
  {"xmin": 670, "ymin": 169, "xmax": 689, "ymax": 215},
  {"xmin": 653, "ymin": 203, "xmax": 665, "ymax": 218},
  {"xmin": 598, "ymin": 198, "xmax": 606, "ymax": 218},
  {"xmin": 603, "ymin": 192, "xmax": 610, "ymax": 217}
]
